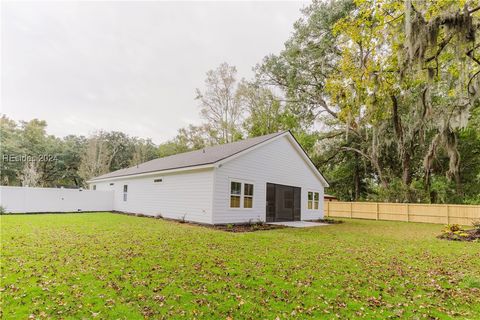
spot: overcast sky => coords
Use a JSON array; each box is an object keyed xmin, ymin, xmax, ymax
[{"xmin": 1, "ymin": 1, "xmax": 307, "ymax": 143}]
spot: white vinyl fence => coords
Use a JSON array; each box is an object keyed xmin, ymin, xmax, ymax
[{"xmin": 0, "ymin": 186, "xmax": 114, "ymax": 213}]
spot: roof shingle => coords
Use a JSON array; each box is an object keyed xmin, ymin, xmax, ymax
[{"xmin": 90, "ymin": 131, "xmax": 287, "ymax": 181}]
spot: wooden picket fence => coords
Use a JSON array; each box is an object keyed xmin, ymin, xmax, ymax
[{"xmin": 324, "ymin": 201, "xmax": 480, "ymax": 226}]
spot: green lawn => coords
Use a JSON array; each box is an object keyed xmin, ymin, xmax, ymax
[{"xmin": 1, "ymin": 213, "xmax": 479, "ymax": 319}]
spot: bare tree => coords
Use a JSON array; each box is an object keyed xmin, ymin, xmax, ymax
[
  {"xmin": 129, "ymin": 138, "xmax": 156, "ymax": 167},
  {"xmin": 78, "ymin": 135, "xmax": 111, "ymax": 184},
  {"xmin": 130, "ymin": 143, "xmax": 148, "ymax": 167},
  {"xmin": 20, "ymin": 161, "xmax": 41, "ymax": 187},
  {"xmin": 195, "ymin": 63, "xmax": 243, "ymax": 143}
]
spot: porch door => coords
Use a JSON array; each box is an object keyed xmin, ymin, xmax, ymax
[{"xmin": 266, "ymin": 183, "xmax": 301, "ymax": 222}]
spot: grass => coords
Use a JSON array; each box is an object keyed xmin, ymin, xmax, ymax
[{"xmin": 1, "ymin": 213, "xmax": 479, "ymax": 319}]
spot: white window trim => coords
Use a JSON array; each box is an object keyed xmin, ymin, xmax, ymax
[
  {"xmin": 307, "ymin": 190, "xmax": 320, "ymax": 211},
  {"xmin": 229, "ymin": 179, "xmax": 254, "ymax": 210}
]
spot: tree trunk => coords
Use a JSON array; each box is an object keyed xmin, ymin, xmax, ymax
[
  {"xmin": 454, "ymin": 171, "xmax": 463, "ymax": 197},
  {"xmin": 341, "ymin": 146, "xmax": 388, "ymax": 188},
  {"xmin": 402, "ymin": 152, "xmax": 414, "ymax": 202},
  {"xmin": 401, "ymin": 153, "xmax": 412, "ymax": 186},
  {"xmin": 391, "ymin": 94, "xmax": 414, "ymax": 199},
  {"xmin": 354, "ymin": 153, "xmax": 360, "ymax": 200}
]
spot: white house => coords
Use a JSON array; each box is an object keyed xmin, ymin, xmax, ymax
[{"xmin": 88, "ymin": 131, "xmax": 329, "ymax": 225}]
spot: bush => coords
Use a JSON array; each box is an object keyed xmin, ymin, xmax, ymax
[
  {"xmin": 443, "ymin": 224, "xmax": 463, "ymax": 233},
  {"xmin": 472, "ymin": 220, "xmax": 480, "ymax": 231},
  {"xmin": 368, "ymin": 177, "xmax": 430, "ymax": 203},
  {"xmin": 179, "ymin": 214, "xmax": 186, "ymax": 223},
  {"xmin": 439, "ymin": 223, "xmax": 480, "ymax": 242},
  {"xmin": 0, "ymin": 206, "xmax": 6, "ymax": 215}
]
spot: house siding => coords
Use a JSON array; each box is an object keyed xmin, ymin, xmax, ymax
[
  {"xmin": 93, "ymin": 168, "xmax": 214, "ymax": 224},
  {"xmin": 211, "ymin": 135, "xmax": 324, "ymax": 224}
]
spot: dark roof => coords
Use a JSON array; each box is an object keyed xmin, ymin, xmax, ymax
[
  {"xmin": 324, "ymin": 194, "xmax": 337, "ymax": 199},
  {"xmin": 90, "ymin": 131, "xmax": 287, "ymax": 181}
]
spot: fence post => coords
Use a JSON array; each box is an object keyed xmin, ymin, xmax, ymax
[
  {"xmin": 406, "ymin": 203, "xmax": 410, "ymax": 223},
  {"xmin": 350, "ymin": 202, "xmax": 353, "ymax": 219},
  {"xmin": 376, "ymin": 202, "xmax": 379, "ymax": 220},
  {"xmin": 446, "ymin": 205, "xmax": 450, "ymax": 225},
  {"xmin": 326, "ymin": 201, "xmax": 330, "ymax": 217}
]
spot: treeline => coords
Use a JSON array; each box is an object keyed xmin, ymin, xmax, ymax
[
  {"xmin": 0, "ymin": 117, "xmax": 154, "ymax": 187},
  {"xmin": 2, "ymin": 0, "xmax": 480, "ymax": 204}
]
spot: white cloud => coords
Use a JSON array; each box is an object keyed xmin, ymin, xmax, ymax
[{"xmin": 1, "ymin": 0, "xmax": 307, "ymax": 143}]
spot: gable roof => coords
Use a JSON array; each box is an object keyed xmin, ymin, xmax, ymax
[
  {"xmin": 89, "ymin": 131, "xmax": 329, "ymax": 187},
  {"xmin": 90, "ymin": 131, "xmax": 286, "ymax": 182}
]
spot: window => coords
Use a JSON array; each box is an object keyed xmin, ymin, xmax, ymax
[
  {"xmin": 308, "ymin": 191, "xmax": 319, "ymax": 210},
  {"xmin": 314, "ymin": 192, "xmax": 319, "ymax": 209},
  {"xmin": 92, "ymin": 185, "xmax": 96, "ymax": 191},
  {"xmin": 123, "ymin": 185, "xmax": 128, "ymax": 202},
  {"xmin": 230, "ymin": 181, "xmax": 254, "ymax": 209},
  {"xmin": 230, "ymin": 182, "xmax": 241, "ymax": 208},
  {"xmin": 244, "ymin": 183, "xmax": 253, "ymax": 208}
]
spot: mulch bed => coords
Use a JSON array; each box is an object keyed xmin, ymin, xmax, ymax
[
  {"xmin": 438, "ymin": 228, "xmax": 480, "ymax": 242},
  {"xmin": 213, "ymin": 223, "xmax": 286, "ymax": 233},
  {"xmin": 115, "ymin": 211, "xmax": 287, "ymax": 232},
  {"xmin": 307, "ymin": 218, "xmax": 344, "ymax": 224},
  {"xmin": 213, "ymin": 218, "xmax": 346, "ymax": 232}
]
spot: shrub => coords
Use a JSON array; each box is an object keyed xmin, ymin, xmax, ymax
[
  {"xmin": 443, "ymin": 224, "xmax": 463, "ymax": 233},
  {"xmin": 256, "ymin": 219, "xmax": 265, "ymax": 226},
  {"xmin": 179, "ymin": 214, "xmax": 186, "ymax": 223},
  {"xmin": 472, "ymin": 220, "xmax": 480, "ymax": 231},
  {"xmin": 0, "ymin": 206, "xmax": 6, "ymax": 215}
]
